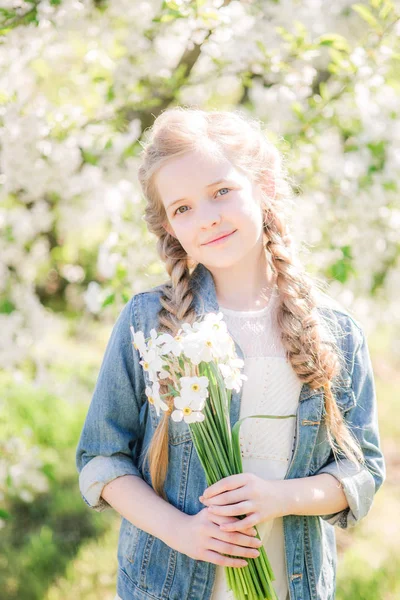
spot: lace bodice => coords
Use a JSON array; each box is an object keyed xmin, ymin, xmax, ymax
[
  {"xmin": 219, "ymin": 284, "xmax": 285, "ymax": 359},
  {"xmin": 219, "ymin": 284, "xmax": 301, "ymax": 464}
]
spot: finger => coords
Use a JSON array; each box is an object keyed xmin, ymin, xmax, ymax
[
  {"xmin": 202, "ymin": 473, "xmax": 250, "ymax": 500},
  {"xmin": 205, "ymin": 512, "xmax": 235, "ymax": 526},
  {"xmin": 206, "ymin": 511, "xmax": 258, "ymax": 537},
  {"xmin": 219, "ymin": 514, "xmax": 259, "ymax": 532},
  {"xmin": 211, "ymin": 526, "xmax": 263, "ymax": 549},
  {"xmin": 209, "ymin": 538, "xmax": 261, "ymax": 561},
  {"xmin": 208, "ymin": 501, "xmax": 252, "ymax": 517},
  {"xmin": 203, "ymin": 550, "xmax": 248, "ymax": 569},
  {"xmin": 202, "ymin": 488, "xmax": 245, "ymax": 507}
]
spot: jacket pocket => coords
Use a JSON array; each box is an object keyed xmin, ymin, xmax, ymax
[
  {"xmin": 168, "ymin": 419, "xmax": 193, "ymax": 445},
  {"xmin": 121, "ymin": 531, "xmax": 177, "ymax": 598}
]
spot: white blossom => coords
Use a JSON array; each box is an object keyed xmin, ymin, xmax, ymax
[{"xmin": 145, "ymin": 381, "xmax": 169, "ymax": 417}]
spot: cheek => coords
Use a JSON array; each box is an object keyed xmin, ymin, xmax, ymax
[
  {"xmin": 232, "ymin": 193, "xmax": 261, "ymax": 221},
  {"xmin": 236, "ymin": 203, "xmax": 263, "ymax": 233},
  {"xmin": 171, "ymin": 223, "xmax": 194, "ymax": 251}
]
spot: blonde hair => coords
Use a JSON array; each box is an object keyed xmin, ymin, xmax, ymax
[{"xmin": 137, "ymin": 106, "xmax": 367, "ymax": 501}]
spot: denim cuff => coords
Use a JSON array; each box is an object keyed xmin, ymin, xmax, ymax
[
  {"xmin": 79, "ymin": 455, "xmax": 143, "ymax": 512},
  {"xmin": 315, "ymin": 458, "xmax": 376, "ymax": 529}
]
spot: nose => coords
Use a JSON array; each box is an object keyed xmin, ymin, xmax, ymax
[{"xmin": 197, "ymin": 200, "xmax": 222, "ymax": 229}]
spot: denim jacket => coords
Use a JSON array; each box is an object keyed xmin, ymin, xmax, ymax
[{"xmin": 76, "ymin": 262, "xmax": 386, "ymax": 600}]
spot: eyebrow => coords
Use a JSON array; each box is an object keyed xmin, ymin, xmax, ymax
[{"xmin": 166, "ymin": 179, "xmax": 236, "ymax": 211}]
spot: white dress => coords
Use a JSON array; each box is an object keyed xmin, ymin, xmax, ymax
[
  {"xmin": 115, "ymin": 284, "xmax": 301, "ymax": 600},
  {"xmin": 209, "ymin": 284, "xmax": 302, "ymax": 600}
]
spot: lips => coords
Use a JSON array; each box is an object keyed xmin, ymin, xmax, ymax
[{"xmin": 202, "ymin": 230, "xmax": 237, "ymax": 245}]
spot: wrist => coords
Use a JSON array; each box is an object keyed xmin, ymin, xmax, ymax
[
  {"xmin": 161, "ymin": 509, "xmax": 190, "ymax": 551},
  {"xmin": 277, "ymin": 480, "xmax": 294, "ymax": 517}
]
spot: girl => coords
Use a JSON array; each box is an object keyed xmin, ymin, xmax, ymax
[{"xmin": 76, "ymin": 107, "xmax": 386, "ymax": 600}]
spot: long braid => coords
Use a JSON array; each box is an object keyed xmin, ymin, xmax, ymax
[
  {"xmin": 262, "ymin": 203, "xmax": 365, "ymax": 468},
  {"xmin": 157, "ymin": 232, "xmax": 197, "ymax": 330},
  {"xmin": 139, "ymin": 224, "xmax": 198, "ymax": 499}
]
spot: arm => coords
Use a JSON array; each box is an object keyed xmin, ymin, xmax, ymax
[
  {"xmin": 307, "ymin": 322, "xmax": 386, "ymax": 529},
  {"xmin": 282, "ymin": 473, "xmax": 349, "ymax": 517},
  {"xmin": 101, "ymin": 474, "xmax": 188, "ymax": 548},
  {"xmin": 76, "ymin": 297, "xmax": 146, "ymax": 511}
]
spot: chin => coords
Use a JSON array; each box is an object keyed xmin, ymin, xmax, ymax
[{"xmin": 203, "ymin": 255, "xmax": 243, "ymax": 270}]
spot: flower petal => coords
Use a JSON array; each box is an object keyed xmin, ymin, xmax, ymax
[
  {"xmin": 190, "ymin": 397, "xmax": 206, "ymax": 411},
  {"xmin": 174, "ymin": 396, "xmax": 187, "ymax": 410},
  {"xmin": 184, "ymin": 412, "xmax": 197, "ymax": 424},
  {"xmin": 171, "ymin": 410, "xmax": 183, "ymax": 422}
]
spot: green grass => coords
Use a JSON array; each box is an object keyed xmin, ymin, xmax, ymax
[{"xmin": 0, "ymin": 318, "xmax": 398, "ymax": 599}]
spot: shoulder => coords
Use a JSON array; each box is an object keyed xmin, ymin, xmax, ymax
[
  {"xmin": 121, "ymin": 281, "xmax": 167, "ymax": 330},
  {"xmin": 313, "ymin": 288, "xmax": 365, "ymax": 353}
]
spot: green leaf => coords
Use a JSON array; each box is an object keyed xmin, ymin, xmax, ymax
[
  {"xmin": 101, "ymin": 293, "xmax": 115, "ymax": 308},
  {"xmin": 0, "ymin": 508, "xmax": 10, "ymax": 520},
  {"xmin": 80, "ymin": 148, "xmax": 98, "ymax": 165},
  {"xmin": 316, "ymin": 34, "xmax": 351, "ymax": 52},
  {"xmin": 352, "ymin": 4, "xmax": 380, "ymax": 29},
  {"xmin": 379, "ymin": 1, "xmax": 394, "ymax": 19}
]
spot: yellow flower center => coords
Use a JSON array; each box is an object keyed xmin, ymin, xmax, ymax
[
  {"xmin": 212, "ymin": 323, "xmax": 220, "ymax": 330},
  {"xmin": 175, "ymin": 335, "xmax": 182, "ymax": 342},
  {"xmin": 191, "ymin": 383, "xmax": 200, "ymax": 392},
  {"xmin": 143, "ymin": 362, "xmax": 149, "ymax": 370},
  {"xmin": 148, "ymin": 396, "xmax": 154, "ymax": 404},
  {"xmin": 183, "ymin": 407, "xmax": 192, "ymax": 416},
  {"xmin": 133, "ymin": 343, "xmax": 138, "ymax": 349},
  {"xmin": 206, "ymin": 340, "xmax": 212, "ymax": 347}
]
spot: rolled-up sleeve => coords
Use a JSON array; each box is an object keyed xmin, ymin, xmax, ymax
[
  {"xmin": 314, "ymin": 322, "xmax": 386, "ymax": 529},
  {"xmin": 76, "ymin": 297, "xmax": 145, "ymax": 512}
]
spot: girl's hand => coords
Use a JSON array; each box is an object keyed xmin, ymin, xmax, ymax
[
  {"xmin": 204, "ymin": 504, "xmax": 260, "ymax": 539},
  {"xmin": 175, "ymin": 507, "xmax": 263, "ymax": 568},
  {"xmin": 199, "ymin": 473, "xmax": 289, "ymax": 532}
]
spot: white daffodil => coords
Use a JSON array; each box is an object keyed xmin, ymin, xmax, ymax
[
  {"xmin": 171, "ymin": 395, "xmax": 206, "ymax": 424},
  {"xmin": 229, "ymin": 356, "xmax": 245, "ymax": 369},
  {"xmin": 179, "ymin": 375, "xmax": 209, "ymax": 402},
  {"xmin": 147, "ymin": 328, "xmax": 170, "ymax": 350},
  {"xmin": 130, "ymin": 326, "xmax": 147, "ymax": 357},
  {"xmin": 201, "ymin": 312, "xmax": 229, "ymax": 335},
  {"xmin": 199, "ymin": 313, "xmax": 234, "ymax": 358},
  {"xmin": 156, "ymin": 332, "xmax": 183, "ymax": 358},
  {"xmin": 139, "ymin": 348, "xmax": 165, "ymax": 382},
  {"xmin": 182, "ymin": 319, "xmax": 232, "ymax": 363},
  {"xmin": 218, "ymin": 362, "xmax": 248, "ymax": 393},
  {"xmin": 181, "ymin": 334, "xmax": 210, "ymax": 364},
  {"xmin": 145, "ymin": 381, "xmax": 169, "ymax": 417}
]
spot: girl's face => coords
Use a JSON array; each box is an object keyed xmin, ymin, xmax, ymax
[{"xmin": 155, "ymin": 149, "xmax": 266, "ymax": 270}]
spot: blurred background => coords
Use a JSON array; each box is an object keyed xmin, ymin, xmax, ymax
[{"xmin": 0, "ymin": 0, "xmax": 399, "ymax": 598}]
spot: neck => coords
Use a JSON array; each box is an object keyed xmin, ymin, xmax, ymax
[{"xmin": 210, "ymin": 244, "xmax": 276, "ymax": 312}]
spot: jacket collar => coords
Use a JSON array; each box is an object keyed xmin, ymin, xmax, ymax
[{"xmin": 191, "ymin": 262, "xmax": 220, "ymax": 316}]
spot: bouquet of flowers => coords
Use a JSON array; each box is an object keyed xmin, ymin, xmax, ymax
[{"xmin": 130, "ymin": 311, "xmax": 279, "ymax": 600}]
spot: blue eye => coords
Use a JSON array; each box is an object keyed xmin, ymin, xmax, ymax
[
  {"xmin": 174, "ymin": 188, "xmax": 230, "ymax": 216},
  {"xmin": 216, "ymin": 187, "xmax": 230, "ymax": 197}
]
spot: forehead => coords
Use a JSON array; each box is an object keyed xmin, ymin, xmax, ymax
[{"xmin": 154, "ymin": 149, "xmax": 248, "ymax": 204}]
